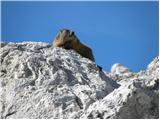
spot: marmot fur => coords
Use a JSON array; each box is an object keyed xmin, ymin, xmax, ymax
[{"xmin": 53, "ymin": 29, "xmax": 95, "ymax": 62}]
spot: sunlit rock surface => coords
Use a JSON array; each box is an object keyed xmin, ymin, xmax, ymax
[{"xmin": 0, "ymin": 42, "xmax": 159, "ymax": 119}]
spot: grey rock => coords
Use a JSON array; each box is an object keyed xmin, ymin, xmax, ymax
[
  {"xmin": 0, "ymin": 42, "xmax": 158, "ymax": 119},
  {"xmin": 111, "ymin": 63, "xmax": 133, "ymax": 77},
  {"xmin": 0, "ymin": 42, "xmax": 119, "ymax": 119},
  {"xmin": 81, "ymin": 57, "xmax": 159, "ymax": 119}
]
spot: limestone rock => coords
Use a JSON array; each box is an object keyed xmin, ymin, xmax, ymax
[
  {"xmin": 0, "ymin": 42, "xmax": 119, "ymax": 119},
  {"xmin": 81, "ymin": 57, "xmax": 159, "ymax": 119},
  {"xmin": 0, "ymin": 42, "xmax": 158, "ymax": 119}
]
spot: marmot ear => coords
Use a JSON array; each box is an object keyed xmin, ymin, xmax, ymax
[{"xmin": 70, "ymin": 31, "xmax": 74, "ymax": 36}]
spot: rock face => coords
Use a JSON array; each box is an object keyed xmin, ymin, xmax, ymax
[{"xmin": 0, "ymin": 42, "xmax": 159, "ymax": 119}]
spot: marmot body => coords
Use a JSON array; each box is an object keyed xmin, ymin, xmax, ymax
[{"xmin": 53, "ymin": 29, "xmax": 95, "ymax": 62}]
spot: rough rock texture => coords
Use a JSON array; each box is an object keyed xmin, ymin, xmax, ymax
[
  {"xmin": 84, "ymin": 57, "xmax": 159, "ymax": 119},
  {"xmin": 0, "ymin": 42, "xmax": 159, "ymax": 119}
]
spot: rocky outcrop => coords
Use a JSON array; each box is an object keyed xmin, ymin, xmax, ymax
[{"xmin": 0, "ymin": 42, "xmax": 159, "ymax": 119}]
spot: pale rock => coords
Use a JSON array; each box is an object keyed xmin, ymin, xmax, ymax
[
  {"xmin": 0, "ymin": 42, "xmax": 119, "ymax": 119},
  {"xmin": 0, "ymin": 42, "xmax": 158, "ymax": 119}
]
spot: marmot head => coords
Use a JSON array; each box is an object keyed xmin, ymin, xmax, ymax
[{"xmin": 55, "ymin": 29, "xmax": 77, "ymax": 43}]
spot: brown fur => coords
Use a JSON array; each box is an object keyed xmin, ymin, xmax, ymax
[{"xmin": 53, "ymin": 29, "xmax": 95, "ymax": 62}]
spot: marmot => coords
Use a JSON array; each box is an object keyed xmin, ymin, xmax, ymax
[{"xmin": 53, "ymin": 29, "xmax": 95, "ymax": 62}]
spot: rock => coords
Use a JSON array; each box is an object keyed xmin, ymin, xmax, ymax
[
  {"xmin": 81, "ymin": 57, "xmax": 159, "ymax": 119},
  {"xmin": 146, "ymin": 56, "xmax": 159, "ymax": 79},
  {"xmin": 0, "ymin": 42, "xmax": 158, "ymax": 119},
  {"xmin": 108, "ymin": 63, "xmax": 135, "ymax": 84},
  {"xmin": 0, "ymin": 42, "xmax": 119, "ymax": 119},
  {"xmin": 111, "ymin": 63, "xmax": 133, "ymax": 76},
  {"xmin": 81, "ymin": 78, "xmax": 158, "ymax": 119}
]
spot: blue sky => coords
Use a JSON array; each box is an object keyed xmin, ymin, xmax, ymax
[{"xmin": 1, "ymin": 1, "xmax": 159, "ymax": 72}]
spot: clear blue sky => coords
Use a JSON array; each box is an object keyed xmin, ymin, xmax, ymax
[{"xmin": 1, "ymin": 1, "xmax": 159, "ymax": 72}]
